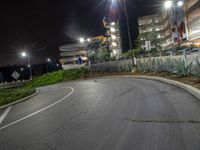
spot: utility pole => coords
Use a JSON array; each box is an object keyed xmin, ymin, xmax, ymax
[{"xmin": 122, "ymin": 0, "xmax": 135, "ymax": 67}]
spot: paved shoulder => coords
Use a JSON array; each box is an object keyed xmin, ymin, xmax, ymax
[{"xmin": 0, "ymin": 78, "xmax": 200, "ymax": 150}]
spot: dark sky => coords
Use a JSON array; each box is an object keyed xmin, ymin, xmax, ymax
[{"xmin": 0, "ymin": 0, "xmax": 160, "ymax": 67}]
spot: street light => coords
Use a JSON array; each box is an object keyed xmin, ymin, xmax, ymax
[
  {"xmin": 80, "ymin": 37, "xmax": 85, "ymax": 43},
  {"xmin": 87, "ymin": 38, "xmax": 91, "ymax": 42},
  {"xmin": 177, "ymin": 1, "xmax": 183, "ymax": 7},
  {"xmin": 113, "ymin": 0, "xmax": 134, "ymax": 66},
  {"xmin": 21, "ymin": 52, "xmax": 32, "ymax": 80},
  {"xmin": 79, "ymin": 37, "xmax": 91, "ymax": 65},
  {"xmin": 46, "ymin": 58, "xmax": 51, "ymax": 73},
  {"xmin": 164, "ymin": 0, "xmax": 183, "ymax": 9},
  {"xmin": 47, "ymin": 58, "xmax": 51, "ymax": 62},
  {"xmin": 164, "ymin": 0, "xmax": 173, "ymax": 9},
  {"xmin": 21, "ymin": 52, "xmax": 27, "ymax": 57},
  {"xmin": 20, "ymin": 68, "xmax": 24, "ymax": 81}
]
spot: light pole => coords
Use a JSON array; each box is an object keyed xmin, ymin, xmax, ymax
[
  {"xmin": 21, "ymin": 52, "xmax": 32, "ymax": 80},
  {"xmin": 79, "ymin": 37, "xmax": 91, "ymax": 65},
  {"xmin": 47, "ymin": 58, "xmax": 51, "ymax": 73},
  {"xmin": 20, "ymin": 68, "xmax": 24, "ymax": 81},
  {"xmin": 121, "ymin": 0, "xmax": 135, "ymax": 66}
]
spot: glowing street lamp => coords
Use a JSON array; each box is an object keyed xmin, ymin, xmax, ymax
[
  {"xmin": 164, "ymin": 0, "xmax": 173, "ymax": 9},
  {"xmin": 177, "ymin": 1, "xmax": 183, "ymax": 7},
  {"xmin": 79, "ymin": 37, "xmax": 85, "ymax": 43},
  {"xmin": 21, "ymin": 52, "xmax": 32, "ymax": 80},
  {"xmin": 47, "ymin": 58, "xmax": 51, "ymax": 62},
  {"xmin": 21, "ymin": 52, "xmax": 27, "ymax": 57},
  {"xmin": 87, "ymin": 38, "xmax": 91, "ymax": 42}
]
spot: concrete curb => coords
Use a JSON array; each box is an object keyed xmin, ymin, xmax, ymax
[
  {"xmin": 0, "ymin": 89, "xmax": 39, "ymax": 110},
  {"xmin": 96, "ymin": 75, "xmax": 200, "ymax": 100}
]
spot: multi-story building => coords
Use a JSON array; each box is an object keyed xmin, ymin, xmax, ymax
[
  {"xmin": 59, "ymin": 44, "xmax": 88, "ymax": 65},
  {"xmin": 139, "ymin": 0, "xmax": 200, "ymax": 50},
  {"xmin": 186, "ymin": 0, "xmax": 200, "ymax": 47},
  {"xmin": 59, "ymin": 36, "xmax": 107, "ymax": 65},
  {"xmin": 138, "ymin": 11, "xmax": 173, "ymax": 51},
  {"xmin": 103, "ymin": 18, "xmax": 122, "ymax": 58}
]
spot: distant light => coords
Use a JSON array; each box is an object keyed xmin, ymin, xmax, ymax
[
  {"xmin": 164, "ymin": 0, "xmax": 173, "ymax": 9},
  {"xmin": 80, "ymin": 37, "xmax": 85, "ymax": 43},
  {"xmin": 111, "ymin": 22, "xmax": 115, "ymax": 26},
  {"xmin": 110, "ymin": 27, "xmax": 116, "ymax": 33},
  {"xmin": 113, "ymin": 50, "xmax": 117, "ymax": 55},
  {"xmin": 112, "ymin": 42, "xmax": 117, "ymax": 47},
  {"xmin": 111, "ymin": 35, "xmax": 117, "ymax": 40},
  {"xmin": 47, "ymin": 58, "xmax": 51, "ymax": 62},
  {"xmin": 20, "ymin": 68, "xmax": 24, "ymax": 71},
  {"xmin": 177, "ymin": 1, "xmax": 183, "ymax": 7},
  {"xmin": 156, "ymin": 28, "xmax": 160, "ymax": 31},
  {"xmin": 28, "ymin": 65, "xmax": 31, "ymax": 67},
  {"xmin": 87, "ymin": 38, "xmax": 91, "ymax": 42},
  {"xmin": 21, "ymin": 52, "xmax": 27, "ymax": 57}
]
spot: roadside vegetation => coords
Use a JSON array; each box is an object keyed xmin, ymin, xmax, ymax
[
  {"xmin": 0, "ymin": 67, "xmax": 89, "ymax": 107},
  {"xmin": 2, "ymin": 58, "xmax": 200, "ymax": 107},
  {"xmin": 0, "ymin": 87, "xmax": 36, "ymax": 106}
]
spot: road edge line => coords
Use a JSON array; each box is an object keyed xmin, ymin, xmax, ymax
[
  {"xmin": 0, "ymin": 89, "xmax": 39, "ymax": 110},
  {"xmin": 0, "ymin": 106, "xmax": 12, "ymax": 125},
  {"xmin": 0, "ymin": 87, "xmax": 74, "ymax": 130}
]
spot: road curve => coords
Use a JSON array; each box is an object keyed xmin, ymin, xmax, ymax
[{"xmin": 0, "ymin": 78, "xmax": 200, "ymax": 150}]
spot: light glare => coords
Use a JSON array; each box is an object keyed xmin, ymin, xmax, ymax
[
  {"xmin": 21, "ymin": 52, "xmax": 27, "ymax": 57},
  {"xmin": 80, "ymin": 38, "xmax": 85, "ymax": 43},
  {"xmin": 177, "ymin": 1, "xmax": 183, "ymax": 7},
  {"xmin": 164, "ymin": 1, "xmax": 173, "ymax": 9}
]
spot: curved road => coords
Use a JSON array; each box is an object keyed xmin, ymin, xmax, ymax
[{"xmin": 0, "ymin": 78, "xmax": 200, "ymax": 150}]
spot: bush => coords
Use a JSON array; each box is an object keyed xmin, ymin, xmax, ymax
[
  {"xmin": 137, "ymin": 57, "xmax": 197, "ymax": 77},
  {"xmin": 90, "ymin": 60, "xmax": 133, "ymax": 72}
]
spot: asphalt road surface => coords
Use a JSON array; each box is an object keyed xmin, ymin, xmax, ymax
[{"xmin": 0, "ymin": 78, "xmax": 200, "ymax": 150}]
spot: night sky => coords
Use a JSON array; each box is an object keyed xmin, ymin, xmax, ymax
[{"xmin": 0, "ymin": 0, "xmax": 160, "ymax": 67}]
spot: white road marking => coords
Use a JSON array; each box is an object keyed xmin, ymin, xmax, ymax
[
  {"xmin": 0, "ymin": 87, "xmax": 74, "ymax": 130},
  {"xmin": 0, "ymin": 106, "xmax": 12, "ymax": 125}
]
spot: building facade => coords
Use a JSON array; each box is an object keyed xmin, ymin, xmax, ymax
[
  {"xmin": 138, "ymin": 0, "xmax": 200, "ymax": 50},
  {"xmin": 59, "ymin": 44, "xmax": 88, "ymax": 65},
  {"xmin": 103, "ymin": 18, "xmax": 122, "ymax": 59},
  {"xmin": 138, "ymin": 12, "xmax": 173, "ymax": 51},
  {"xmin": 186, "ymin": 0, "xmax": 200, "ymax": 47}
]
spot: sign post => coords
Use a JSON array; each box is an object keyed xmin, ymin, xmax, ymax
[{"xmin": 11, "ymin": 71, "xmax": 20, "ymax": 81}]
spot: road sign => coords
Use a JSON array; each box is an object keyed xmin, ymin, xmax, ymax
[
  {"xmin": 11, "ymin": 71, "xmax": 20, "ymax": 80},
  {"xmin": 145, "ymin": 41, "xmax": 151, "ymax": 51}
]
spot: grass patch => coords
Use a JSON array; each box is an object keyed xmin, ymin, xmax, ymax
[
  {"xmin": 0, "ymin": 87, "xmax": 36, "ymax": 106},
  {"xmin": 0, "ymin": 67, "xmax": 89, "ymax": 107},
  {"xmin": 25, "ymin": 67, "xmax": 89, "ymax": 88},
  {"xmin": 25, "ymin": 70, "xmax": 65, "ymax": 88}
]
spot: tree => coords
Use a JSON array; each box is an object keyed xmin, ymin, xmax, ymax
[{"xmin": 96, "ymin": 47, "xmax": 110, "ymax": 62}]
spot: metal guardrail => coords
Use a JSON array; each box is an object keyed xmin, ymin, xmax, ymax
[{"xmin": 0, "ymin": 81, "xmax": 25, "ymax": 89}]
